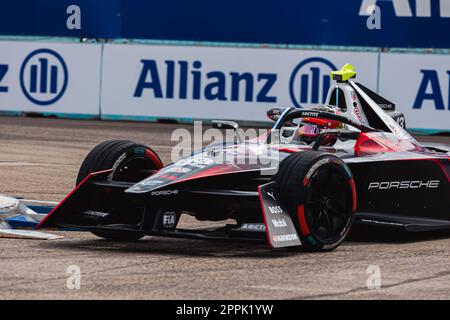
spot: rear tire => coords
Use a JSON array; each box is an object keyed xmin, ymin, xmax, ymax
[
  {"xmin": 77, "ymin": 140, "xmax": 163, "ymax": 242},
  {"xmin": 275, "ymin": 151, "xmax": 356, "ymax": 251}
]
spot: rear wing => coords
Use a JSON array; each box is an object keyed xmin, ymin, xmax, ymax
[
  {"xmin": 349, "ymin": 80, "xmax": 415, "ymax": 142},
  {"xmin": 353, "ymin": 82, "xmax": 395, "ymax": 111}
]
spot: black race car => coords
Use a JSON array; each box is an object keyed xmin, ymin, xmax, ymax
[{"xmin": 39, "ymin": 65, "xmax": 450, "ymax": 251}]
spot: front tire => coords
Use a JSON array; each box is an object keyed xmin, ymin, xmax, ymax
[
  {"xmin": 77, "ymin": 140, "xmax": 163, "ymax": 241},
  {"xmin": 276, "ymin": 151, "xmax": 356, "ymax": 251}
]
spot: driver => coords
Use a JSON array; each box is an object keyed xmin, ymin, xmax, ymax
[{"xmin": 294, "ymin": 105, "xmax": 344, "ymax": 146}]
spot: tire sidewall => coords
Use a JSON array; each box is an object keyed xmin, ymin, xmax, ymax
[
  {"xmin": 301, "ymin": 155, "xmax": 355, "ymax": 250},
  {"xmin": 76, "ymin": 140, "xmax": 163, "ymax": 241},
  {"xmin": 107, "ymin": 146, "xmax": 160, "ymax": 182},
  {"xmin": 77, "ymin": 141, "xmax": 162, "ymax": 185},
  {"xmin": 277, "ymin": 152, "xmax": 356, "ymax": 251}
]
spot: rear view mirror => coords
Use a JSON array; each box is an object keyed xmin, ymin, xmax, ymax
[
  {"xmin": 266, "ymin": 108, "xmax": 283, "ymax": 122},
  {"xmin": 211, "ymin": 120, "xmax": 240, "ymax": 131},
  {"xmin": 211, "ymin": 120, "xmax": 243, "ymax": 143}
]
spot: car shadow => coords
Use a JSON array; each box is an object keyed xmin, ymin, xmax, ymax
[
  {"xmin": 36, "ymin": 225, "xmax": 450, "ymax": 258},
  {"xmin": 347, "ymin": 225, "xmax": 450, "ymax": 244},
  {"xmin": 37, "ymin": 235, "xmax": 304, "ymax": 259}
]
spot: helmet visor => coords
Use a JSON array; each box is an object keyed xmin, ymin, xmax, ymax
[{"xmin": 298, "ymin": 124, "xmax": 320, "ymax": 137}]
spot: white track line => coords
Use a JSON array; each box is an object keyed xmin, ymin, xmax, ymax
[{"xmin": 21, "ymin": 199, "xmax": 59, "ymax": 206}]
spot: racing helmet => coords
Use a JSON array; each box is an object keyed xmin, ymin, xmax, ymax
[{"xmin": 295, "ymin": 105, "xmax": 344, "ymax": 145}]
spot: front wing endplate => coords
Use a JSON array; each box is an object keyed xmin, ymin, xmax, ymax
[{"xmin": 258, "ymin": 182, "xmax": 302, "ymax": 248}]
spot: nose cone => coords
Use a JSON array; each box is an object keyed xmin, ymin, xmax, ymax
[{"xmin": 126, "ymin": 145, "xmax": 280, "ymax": 194}]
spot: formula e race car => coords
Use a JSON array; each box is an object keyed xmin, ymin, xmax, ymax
[{"xmin": 38, "ymin": 65, "xmax": 450, "ymax": 251}]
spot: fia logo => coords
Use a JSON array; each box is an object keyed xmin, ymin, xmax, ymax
[
  {"xmin": 20, "ymin": 49, "xmax": 68, "ymax": 105},
  {"xmin": 289, "ymin": 57, "xmax": 337, "ymax": 108},
  {"xmin": 162, "ymin": 211, "xmax": 177, "ymax": 228}
]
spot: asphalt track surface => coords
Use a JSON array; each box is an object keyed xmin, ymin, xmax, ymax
[{"xmin": 0, "ymin": 116, "xmax": 449, "ymax": 300}]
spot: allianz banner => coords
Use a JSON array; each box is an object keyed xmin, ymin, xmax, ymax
[
  {"xmin": 0, "ymin": 41, "xmax": 101, "ymax": 117},
  {"xmin": 379, "ymin": 53, "xmax": 450, "ymax": 131},
  {"xmin": 100, "ymin": 44, "xmax": 378, "ymax": 122}
]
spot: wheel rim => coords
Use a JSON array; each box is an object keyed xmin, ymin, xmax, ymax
[
  {"xmin": 303, "ymin": 164, "xmax": 353, "ymax": 243},
  {"xmin": 113, "ymin": 155, "xmax": 159, "ymax": 182}
]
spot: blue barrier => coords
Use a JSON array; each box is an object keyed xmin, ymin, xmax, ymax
[{"xmin": 1, "ymin": 0, "xmax": 450, "ymax": 48}]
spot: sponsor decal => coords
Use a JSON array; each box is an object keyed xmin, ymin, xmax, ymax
[
  {"xmin": 379, "ymin": 53, "xmax": 450, "ymax": 131},
  {"xmin": 130, "ymin": 55, "xmax": 369, "ymax": 115},
  {"xmin": 177, "ymin": 157, "xmax": 215, "ymax": 169},
  {"xmin": 361, "ymin": 219, "xmax": 405, "ymax": 227},
  {"xmin": 165, "ymin": 166, "xmax": 192, "ymax": 173},
  {"xmin": 151, "ymin": 189, "xmax": 179, "ymax": 196},
  {"xmin": 239, "ymin": 223, "xmax": 266, "ymax": 232},
  {"xmin": 353, "ymin": 106, "xmax": 363, "ymax": 121},
  {"xmin": 379, "ymin": 103, "xmax": 394, "ymax": 110},
  {"xmin": 83, "ymin": 210, "xmax": 109, "ymax": 218},
  {"xmin": 0, "ymin": 64, "xmax": 8, "ymax": 93},
  {"xmin": 162, "ymin": 211, "xmax": 176, "ymax": 228},
  {"xmin": 20, "ymin": 49, "xmax": 68, "ymax": 105},
  {"xmin": 368, "ymin": 180, "xmax": 440, "ymax": 190},
  {"xmin": 300, "ymin": 111, "xmax": 320, "ymax": 118},
  {"xmin": 271, "ymin": 218, "xmax": 288, "ymax": 228},
  {"xmin": 266, "ymin": 191, "xmax": 276, "ymax": 201},
  {"xmin": 289, "ymin": 57, "xmax": 337, "ymax": 108},
  {"xmin": 306, "ymin": 157, "xmax": 348, "ymax": 180},
  {"xmin": 413, "ymin": 69, "xmax": 450, "ymax": 111},
  {"xmin": 134, "ymin": 59, "xmax": 277, "ymax": 103},
  {"xmin": 267, "ymin": 205, "xmax": 283, "ymax": 214},
  {"xmin": 159, "ymin": 174, "xmax": 178, "ymax": 181},
  {"xmin": 109, "ymin": 152, "xmax": 128, "ymax": 180},
  {"xmin": 272, "ymin": 233, "xmax": 299, "ymax": 243},
  {"xmin": 139, "ymin": 180, "xmax": 164, "ymax": 186},
  {"xmin": 305, "ymin": 158, "xmax": 330, "ymax": 179}
]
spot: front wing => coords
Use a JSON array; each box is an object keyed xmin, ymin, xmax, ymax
[{"xmin": 38, "ymin": 171, "xmax": 303, "ymax": 248}]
